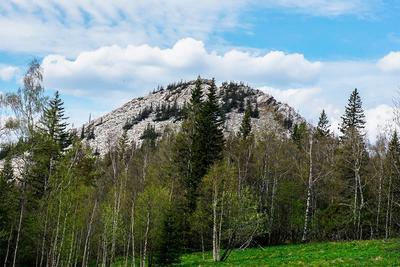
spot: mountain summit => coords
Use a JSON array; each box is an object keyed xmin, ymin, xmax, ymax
[{"xmin": 79, "ymin": 79, "xmax": 305, "ymax": 154}]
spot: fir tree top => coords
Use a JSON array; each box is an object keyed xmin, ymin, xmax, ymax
[
  {"xmin": 190, "ymin": 76, "xmax": 203, "ymax": 109},
  {"xmin": 41, "ymin": 90, "xmax": 70, "ymax": 149},
  {"xmin": 316, "ymin": 109, "xmax": 330, "ymax": 137},
  {"xmin": 340, "ymin": 88, "xmax": 366, "ymax": 136}
]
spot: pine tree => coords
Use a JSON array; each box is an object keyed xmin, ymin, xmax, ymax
[
  {"xmin": 140, "ymin": 123, "xmax": 160, "ymax": 147},
  {"xmin": 340, "ymin": 88, "xmax": 366, "ymax": 137},
  {"xmin": 174, "ymin": 77, "xmax": 225, "ymax": 212},
  {"xmin": 252, "ymin": 102, "xmax": 259, "ymax": 118},
  {"xmin": 201, "ymin": 78, "xmax": 225, "ymax": 166},
  {"xmin": 154, "ymin": 206, "xmax": 183, "ymax": 265},
  {"xmin": 41, "ymin": 91, "xmax": 70, "ymax": 149},
  {"xmin": 338, "ymin": 89, "xmax": 368, "ymax": 238},
  {"xmin": 292, "ymin": 122, "xmax": 308, "ymax": 147},
  {"xmin": 240, "ymin": 100, "xmax": 252, "ymax": 139},
  {"xmin": 316, "ymin": 109, "xmax": 330, "ymax": 137}
]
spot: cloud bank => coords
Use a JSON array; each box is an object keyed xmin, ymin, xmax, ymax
[{"xmin": 42, "ymin": 38, "xmax": 321, "ymax": 97}]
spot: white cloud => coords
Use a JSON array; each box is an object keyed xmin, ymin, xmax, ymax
[
  {"xmin": 365, "ymin": 104, "xmax": 394, "ymax": 141},
  {"xmin": 260, "ymin": 87, "xmax": 321, "ymax": 109},
  {"xmin": 42, "ymin": 38, "xmax": 321, "ymax": 98},
  {"xmin": 377, "ymin": 51, "xmax": 400, "ymax": 73},
  {"xmin": 0, "ymin": 65, "xmax": 19, "ymax": 81},
  {"xmin": 0, "ymin": 1, "xmax": 378, "ymax": 55}
]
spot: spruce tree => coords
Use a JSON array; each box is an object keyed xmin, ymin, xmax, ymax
[
  {"xmin": 292, "ymin": 122, "xmax": 308, "ymax": 148},
  {"xmin": 154, "ymin": 206, "xmax": 183, "ymax": 265},
  {"xmin": 174, "ymin": 77, "xmax": 225, "ymax": 212},
  {"xmin": 201, "ymin": 78, "xmax": 225, "ymax": 166},
  {"xmin": 41, "ymin": 91, "xmax": 70, "ymax": 149},
  {"xmin": 252, "ymin": 102, "xmax": 259, "ymax": 118},
  {"xmin": 316, "ymin": 109, "xmax": 330, "ymax": 137},
  {"xmin": 340, "ymin": 88, "xmax": 365, "ymax": 137},
  {"xmin": 240, "ymin": 100, "xmax": 252, "ymax": 139}
]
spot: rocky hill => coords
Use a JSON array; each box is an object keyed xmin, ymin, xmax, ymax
[{"xmin": 78, "ymin": 79, "xmax": 305, "ymax": 155}]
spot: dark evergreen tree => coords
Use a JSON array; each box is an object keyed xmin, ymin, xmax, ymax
[
  {"xmin": 0, "ymin": 157, "xmax": 17, "ymax": 262},
  {"xmin": 174, "ymin": 77, "xmax": 204, "ymax": 212},
  {"xmin": 251, "ymin": 101, "xmax": 259, "ymax": 118},
  {"xmin": 80, "ymin": 125, "xmax": 85, "ymax": 139},
  {"xmin": 201, "ymin": 78, "xmax": 225, "ymax": 167},
  {"xmin": 292, "ymin": 122, "xmax": 308, "ymax": 148},
  {"xmin": 340, "ymin": 88, "xmax": 365, "ymax": 137},
  {"xmin": 238, "ymin": 99, "xmax": 245, "ymax": 113},
  {"xmin": 316, "ymin": 109, "xmax": 330, "ymax": 137},
  {"xmin": 154, "ymin": 206, "xmax": 183, "ymax": 265},
  {"xmin": 140, "ymin": 123, "xmax": 160, "ymax": 147},
  {"xmin": 240, "ymin": 100, "xmax": 252, "ymax": 139},
  {"xmin": 41, "ymin": 91, "xmax": 70, "ymax": 149}
]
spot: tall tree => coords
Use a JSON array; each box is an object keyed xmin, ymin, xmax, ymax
[
  {"xmin": 338, "ymin": 88, "xmax": 368, "ymax": 239},
  {"xmin": 41, "ymin": 91, "xmax": 70, "ymax": 150},
  {"xmin": 316, "ymin": 110, "xmax": 330, "ymax": 137},
  {"xmin": 201, "ymin": 78, "xmax": 225, "ymax": 167},
  {"xmin": 340, "ymin": 88, "xmax": 365, "ymax": 136},
  {"xmin": 240, "ymin": 100, "xmax": 252, "ymax": 139}
]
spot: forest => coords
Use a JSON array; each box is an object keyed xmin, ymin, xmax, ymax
[{"xmin": 0, "ymin": 60, "xmax": 399, "ymax": 267}]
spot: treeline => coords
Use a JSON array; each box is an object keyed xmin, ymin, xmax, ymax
[{"xmin": 0, "ymin": 62, "xmax": 399, "ymax": 267}]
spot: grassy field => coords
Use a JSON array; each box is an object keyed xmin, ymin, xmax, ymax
[{"xmin": 177, "ymin": 239, "xmax": 400, "ymax": 266}]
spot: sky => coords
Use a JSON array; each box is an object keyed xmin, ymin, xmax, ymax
[{"xmin": 1, "ymin": 0, "xmax": 400, "ymax": 141}]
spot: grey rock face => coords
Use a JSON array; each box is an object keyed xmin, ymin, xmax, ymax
[{"xmin": 78, "ymin": 79, "xmax": 305, "ymax": 155}]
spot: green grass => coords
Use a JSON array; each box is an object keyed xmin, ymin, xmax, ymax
[{"xmin": 177, "ymin": 239, "xmax": 400, "ymax": 266}]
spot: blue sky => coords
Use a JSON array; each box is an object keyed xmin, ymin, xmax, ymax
[{"xmin": 1, "ymin": 0, "xmax": 400, "ymax": 139}]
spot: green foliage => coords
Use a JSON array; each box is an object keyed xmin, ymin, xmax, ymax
[
  {"xmin": 40, "ymin": 91, "xmax": 70, "ymax": 149},
  {"xmin": 340, "ymin": 88, "xmax": 366, "ymax": 137},
  {"xmin": 292, "ymin": 122, "xmax": 308, "ymax": 148},
  {"xmin": 178, "ymin": 239, "xmax": 400, "ymax": 266},
  {"xmin": 123, "ymin": 105, "xmax": 153, "ymax": 130},
  {"xmin": 140, "ymin": 123, "xmax": 160, "ymax": 147},
  {"xmin": 239, "ymin": 100, "xmax": 252, "ymax": 139},
  {"xmin": 174, "ymin": 77, "xmax": 225, "ymax": 212},
  {"xmin": 154, "ymin": 205, "xmax": 184, "ymax": 265},
  {"xmin": 219, "ymin": 81, "xmax": 256, "ymax": 114},
  {"xmin": 154, "ymin": 101, "xmax": 183, "ymax": 122},
  {"xmin": 316, "ymin": 109, "xmax": 330, "ymax": 138}
]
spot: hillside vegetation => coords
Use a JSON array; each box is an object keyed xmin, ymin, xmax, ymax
[{"xmin": 1, "ymin": 61, "xmax": 399, "ymax": 266}]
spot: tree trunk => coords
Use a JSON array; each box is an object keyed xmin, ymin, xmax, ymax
[
  {"xmin": 212, "ymin": 182, "xmax": 219, "ymax": 262},
  {"xmin": 142, "ymin": 211, "xmax": 150, "ymax": 267},
  {"xmin": 3, "ymin": 223, "xmax": 13, "ymax": 267},
  {"xmin": 131, "ymin": 201, "xmax": 136, "ymax": 267},
  {"xmin": 269, "ymin": 176, "xmax": 278, "ymax": 243},
  {"xmin": 82, "ymin": 200, "xmax": 97, "ymax": 267},
  {"xmin": 302, "ymin": 135, "xmax": 313, "ymax": 242},
  {"xmin": 376, "ymin": 158, "xmax": 383, "ymax": 237},
  {"xmin": 12, "ymin": 189, "xmax": 25, "ymax": 267}
]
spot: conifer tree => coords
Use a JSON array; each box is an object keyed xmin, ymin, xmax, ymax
[
  {"xmin": 201, "ymin": 78, "xmax": 225, "ymax": 166},
  {"xmin": 41, "ymin": 91, "xmax": 70, "ymax": 149},
  {"xmin": 292, "ymin": 122, "xmax": 308, "ymax": 148},
  {"xmin": 340, "ymin": 88, "xmax": 365, "ymax": 136},
  {"xmin": 240, "ymin": 100, "xmax": 252, "ymax": 139},
  {"xmin": 252, "ymin": 102, "xmax": 259, "ymax": 118},
  {"xmin": 338, "ymin": 88, "xmax": 368, "ymax": 238},
  {"xmin": 316, "ymin": 109, "xmax": 330, "ymax": 137}
]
